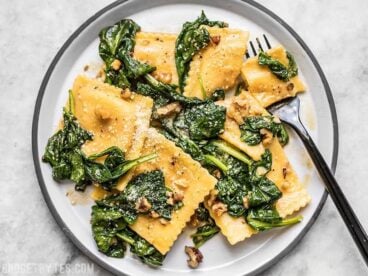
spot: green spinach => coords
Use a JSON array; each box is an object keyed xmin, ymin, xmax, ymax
[
  {"xmin": 91, "ymin": 206, "xmax": 165, "ymax": 265},
  {"xmin": 184, "ymin": 102, "xmax": 226, "ymax": 140},
  {"xmin": 191, "ymin": 204, "xmax": 220, "ymax": 248},
  {"xmin": 91, "ymin": 205, "xmax": 127, "ymax": 257},
  {"xmin": 247, "ymin": 205, "xmax": 302, "ymax": 231},
  {"xmin": 96, "ymin": 170, "xmax": 173, "ymax": 224},
  {"xmin": 99, "ymin": 19, "xmax": 155, "ymax": 88},
  {"xmin": 116, "ymin": 228, "xmax": 165, "ymax": 266},
  {"xmin": 258, "ymin": 51, "xmax": 298, "ymax": 82},
  {"xmin": 239, "ymin": 116, "xmax": 289, "ymax": 146},
  {"xmin": 175, "ymin": 11, "xmax": 227, "ymax": 92}
]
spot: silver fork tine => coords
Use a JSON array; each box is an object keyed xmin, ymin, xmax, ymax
[
  {"xmin": 256, "ymin": 37, "xmax": 264, "ymax": 52},
  {"xmin": 246, "ymin": 34, "xmax": 272, "ymax": 58},
  {"xmin": 263, "ymin": 34, "xmax": 271, "ymax": 49},
  {"xmin": 249, "ymin": 41, "xmax": 257, "ymax": 56}
]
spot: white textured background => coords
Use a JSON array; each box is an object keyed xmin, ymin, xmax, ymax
[{"xmin": 1, "ymin": 0, "xmax": 368, "ymax": 275}]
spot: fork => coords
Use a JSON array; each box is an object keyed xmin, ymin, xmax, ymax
[{"xmin": 247, "ymin": 35, "xmax": 368, "ymax": 265}]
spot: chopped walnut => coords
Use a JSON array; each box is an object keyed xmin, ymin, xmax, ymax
[
  {"xmin": 96, "ymin": 67, "xmax": 106, "ymax": 81},
  {"xmin": 111, "ymin": 59, "xmax": 122, "ymax": 71},
  {"xmin": 120, "ymin": 89, "xmax": 132, "ymax": 99},
  {"xmin": 149, "ymin": 210, "xmax": 160, "ymax": 218},
  {"xmin": 185, "ymin": 246, "xmax": 203, "ymax": 269},
  {"xmin": 256, "ymin": 166, "xmax": 268, "ymax": 176},
  {"xmin": 210, "ymin": 35, "xmax": 221, "ymax": 45},
  {"xmin": 135, "ymin": 197, "xmax": 151, "ymax": 213},
  {"xmin": 260, "ymin": 128, "xmax": 273, "ymax": 146},
  {"xmin": 166, "ymin": 190, "xmax": 184, "ymax": 206},
  {"xmin": 227, "ymin": 98, "xmax": 248, "ymax": 125},
  {"xmin": 213, "ymin": 169, "xmax": 222, "ymax": 179},
  {"xmin": 153, "ymin": 72, "xmax": 172, "ymax": 84},
  {"xmin": 206, "ymin": 189, "xmax": 218, "ymax": 207},
  {"xmin": 287, "ymin": 82, "xmax": 295, "ymax": 91},
  {"xmin": 242, "ymin": 196, "xmax": 249, "ymax": 209},
  {"xmin": 212, "ymin": 201, "xmax": 228, "ymax": 217},
  {"xmin": 156, "ymin": 102, "xmax": 182, "ymax": 117},
  {"xmin": 159, "ymin": 218, "xmax": 169, "ymax": 225},
  {"xmin": 189, "ymin": 214, "xmax": 200, "ymax": 228},
  {"xmin": 173, "ymin": 190, "xmax": 184, "ymax": 202}
]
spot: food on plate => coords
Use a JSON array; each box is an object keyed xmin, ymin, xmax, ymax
[{"xmin": 42, "ymin": 11, "xmax": 309, "ymax": 269}]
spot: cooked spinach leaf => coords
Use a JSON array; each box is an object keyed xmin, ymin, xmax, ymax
[
  {"xmin": 161, "ymin": 119, "xmax": 205, "ymax": 163},
  {"xmin": 203, "ymin": 142, "xmax": 250, "ymax": 184},
  {"xmin": 191, "ymin": 204, "xmax": 220, "ymax": 248},
  {"xmin": 91, "ymin": 206, "xmax": 165, "ymax": 265},
  {"xmin": 191, "ymin": 223, "xmax": 220, "ymax": 248},
  {"xmin": 258, "ymin": 50, "xmax": 298, "ymax": 81},
  {"xmin": 184, "ymin": 101, "xmax": 226, "ymax": 140},
  {"xmin": 239, "ymin": 116, "xmax": 289, "ymax": 146},
  {"xmin": 208, "ymin": 140, "xmax": 282, "ymax": 214},
  {"xmin": 99, "ymin": 19, "xmax": 155, "ymax": 88},
  {"xmin": 216, "ymin": 176, "xmax": 248, "ymax": 217},
  {"xmin": 91, "ymin": 205, "xmax": 127, "ymax": 257},
  {"xmin": 246, "ymin": 205, "xmax": 302, "ymax": 231},
  {"xmin": 97, "ymin": 170, "xmax": 173, "ymax": 224},
  {"xmin": 142, "ymin": 74, "xmax": 203, "ymax": 106},
  {"xmin": 209, "ymin": 89, "xmax": 225, "ymax": 101},
  {"xmin": 175, "ymin": 11, "xmax": 227, "ymax": 92},
  {"xmin": 42, "ymin": 107, "xmax": 93, "ymax": 190},
  {"xmin": 116, "ymin": 228, "xmax": 165, "ymax": 266}
]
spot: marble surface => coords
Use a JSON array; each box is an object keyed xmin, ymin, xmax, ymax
[{"xmin": 1, "ymin": 0, "xmax": 368, "ymax": 275}]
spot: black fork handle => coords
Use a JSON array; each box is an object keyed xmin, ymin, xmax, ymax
[{"xmin": 292, "ymin": 125, "xmax": 368, "ymax": 265}]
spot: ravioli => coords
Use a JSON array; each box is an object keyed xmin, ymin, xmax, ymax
[
  {"xmin": 209, "ymin": 91, "xmax": 310, "ymax": 244},
  {"xmin": 134, "ymin": 32, "xmax": 178, "ymax": 84},
  {"xmin": 205, "ymin": 201, "xmax": 257, "ymax": 245},
  {"xmin": 241, "ymin": 45, "xmax": 306, "ymax": 107},
  {"xmin": 133, "ymin": 28, "xmax": 249, "ymax": 99},
  {"xmin": 184, "ymin": 27, "xmax": 249, "ymax": 99},
  {"xmin": 71, "ymin": 76, "xmax": 153, "ymax": 192},
  {"xmin": 218, "ymin": 93, "xmax": 267, "ymax": 161},
  {"xmin": 129, "ymin": 128, "xmax": 217, "ymax": 254}
]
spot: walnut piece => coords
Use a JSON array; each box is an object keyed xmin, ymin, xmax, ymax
[
  {"xmin": 260, "ymin": 128, "xmax": 273, "ymax": 146},
  {"xmin": 242, "ymin": 196, "xmax": 249, "ymax": 209},
  {"xmin": 153, "ymin": 72, "xmax": 172, "ymax": 84},
  {"xmin": 120, "ymin": 89, "xmax": 132, "ymax": 99},
  {"xmin": 211, "ymin": 35, "xmax": 221, "ymax": 45},
  {"xmin": 211, "ymin": 201, "xmax": 228, "ymax": 217},
  {"xmin": 135, "ymin": 197, "xmax": 151, "ymax": 213},
  {"xmin": 206, "ymin": 189, "xmax": 218, "ymax": 207},
  {"xmin": 156, "ymin": 102, "xmax": 182, "ymax": 117},
  {"xmin": 166, "ymin": 190, "xmax": 184, "ymax": 206},
  {"xmin": 185, "ymin": 246, "xmax": 203, "ymax": 269}
]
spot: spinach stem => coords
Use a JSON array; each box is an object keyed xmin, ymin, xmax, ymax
[
  {"xmin": 118, "ymin": 153, "xmax": 157, "ymax": 176},
  {"xmin": 204, "ymin": 154, "xmax": 228, "ymax": 173},
  {"xmin": 211, "ymin": 140, "xmax": 253, "ymax": 166},
  {"xmin": 116, "ymin": 232, "xmax": 135, "ymax": 245}
]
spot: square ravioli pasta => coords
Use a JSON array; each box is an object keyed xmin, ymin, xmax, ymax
[
  {"xmin": 71, "ymin": 75, "xmax": 153, "ymax": 190},
  {"xmin": 128, "ymin": 128, "xmax": 217, "ymax": 255},
  {"xmin": 207, "ymin": 91, "xmax": 311, "ymax": 245},
  {"xmin": 241, "ymin": 45, "xmax": 306, "ymax": 107},
  {"xmin": 133, "ymin": 27, "xmax": 249, "ymax": 99}
]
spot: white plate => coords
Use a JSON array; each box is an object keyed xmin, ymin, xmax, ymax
[{"xmin": 32, "ymin": 0, "xmax": 338, "ymax": 275}]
